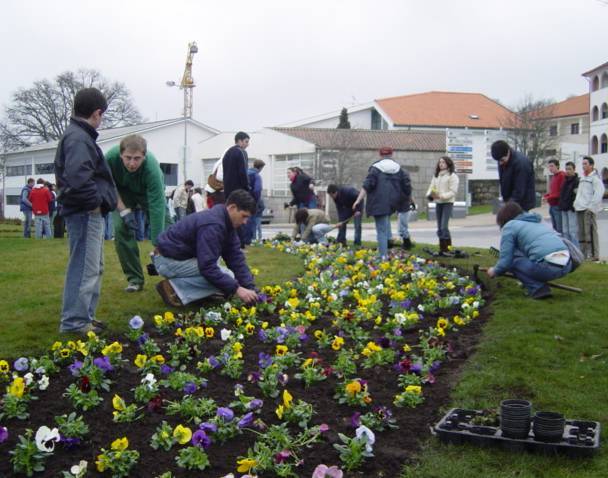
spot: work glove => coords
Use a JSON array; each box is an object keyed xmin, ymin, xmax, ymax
[{"xmin": 120, "ymin": 208, "xmax": 139, "ymax": 236}]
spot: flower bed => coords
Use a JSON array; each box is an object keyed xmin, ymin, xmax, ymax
[{"xmin": 0, "ymin": 244, "xmax": 487, "ymax": 477}]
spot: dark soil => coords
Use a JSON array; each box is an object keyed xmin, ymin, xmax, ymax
[{"xmin": 0, "ymin": 278, "xmax": 491, "ymax": 478}]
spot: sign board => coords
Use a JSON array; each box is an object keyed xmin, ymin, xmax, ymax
[{"xmin": 446, "ymin": 129, "xmax": 474, "ymax": 173}]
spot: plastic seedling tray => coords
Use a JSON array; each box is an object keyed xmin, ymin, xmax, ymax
[{"xmin": 431, "ymin": 408, "xmax": 600, "ymax": 457}]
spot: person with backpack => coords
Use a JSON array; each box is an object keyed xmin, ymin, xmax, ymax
[{"xmin": 487, "ymin": 201, "xmax": 574, "ymax": 300}]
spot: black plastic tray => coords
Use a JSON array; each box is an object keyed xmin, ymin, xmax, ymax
[{"xmin": 431, "ymin": 408, "xmax": 600, "ymax": 457}]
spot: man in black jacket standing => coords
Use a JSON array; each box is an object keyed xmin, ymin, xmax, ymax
[
  {"xmin": 327, "ymin": 184, "xmax": 363, "ymax": 246},
  {"xmin": 222, "ymin": 131, "xmax": 251, "ymax": 246},
  {"xmin": 54, "ymin": 88, "xmax": 118, "ymax": 334},
  {"xmin": 491, "ymin": 140, "xmax": 535, "ymax": 211}
]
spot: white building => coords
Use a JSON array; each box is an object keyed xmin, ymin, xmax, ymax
[
  {"xmin": 538, "ymin": 93, "xmax": 589, "ymax": 165},
  {"xmin": 2, "ymin": 118, "xmax": 219, "ymax": 219},
  {"xmin": 583, "ymin": 61, "xmax": 608, "ymax": 176},
  {"xmin": 279, "ymin": 91, "xmax": 518, "ymax": 181}
]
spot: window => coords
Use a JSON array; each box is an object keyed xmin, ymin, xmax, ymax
[
  {"xmin": 602, "ymin": 103, "xmax": 608, "ymax": 120},
  {"xmin": 601, "ymin": 134, "xmax": 608, "ymax": 154},
  {"xmin": 570, "ymin": 123, "xmax": 579, "ymax": 135},
  {"xmin": 6, "ymin": 164, "xmax": 32, "ymax": 176},
  {"xmin": 549, "ymin": 125, "xmax": 558, "ymax": 136},
  {"xmin": 591, "ymin": 136, "xmax": 599, "ymax": 154},
  {"xmin": 272, "ymin": 153, "xmax": 315, "ymax": 196},
  {"xmin": 371, "ymin": 109, "xmax": 383, "ymax": 130},
  {"xmin": 35, "ymin": 163, "xmax": 54, "ymax": 174},
  {"xmin": 592, "ymin": 106, "xmax": 599, "ymax": 121},
  {"xmin": 602, "ymin": 72, "xmax": 608, "ymax": 89},
  {"xmin": 6, "ymin": 195, "xmax": 20, "ymax": 205},
  {"xmin": 159, "ymin": 163, "xmax": 178, "ymax": 186},
  {"xmin": 592, "ymin": 75, "xmax": 600, "ymax": 92}
]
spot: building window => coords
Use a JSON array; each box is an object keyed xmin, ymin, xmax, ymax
[
  {"xmin": 602, "ymin": 103, "xmax": 608, "ymax": 120},
  {"xmin": 591, "ymin": 135, "xmax": 599, "ymax": 154},
  {"xmin": 592, "ymin": 75, "xmax": 600, "ymax": 92},
  {"xmin": 592, "ymin": 106, "xmax": 599, "ymax": 121},
  {"xmin": 6, "ymin": 164, "xmax": 33, "ymax": 177},
  {"xmin": 272, "ymin": 153, "xmax": 315, "ymax": 196},
  {"xmin": 570, "ymin": 123, "xmax": 579, "ymax": 135},
  {"xmin": 549, "ymin": 125, "xmax": 558, "ymax": 136},
  {"xmin": 159, "ymin": 163, "xmax": 178, "ymax": 186},
  {"xmin": 6, "ymin": 195, "xmax": 20, "ymax": 205},
  {"xmin": 602, "ymin": 72, "xmax": 608, "ymax": 89},
  {"xmin": 371, "ymin": 109, "xmax": 383, "ymax": 130},
  {"xmin": 601, "ymin": 134, "xmax": 608, "ymax": 154},
  {"xmin": 35, "ymin": 163, "xmax": 55, "ymax": 174}
]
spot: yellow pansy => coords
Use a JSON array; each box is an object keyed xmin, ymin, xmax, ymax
[
  {"xmin": 261, "ymin": 322, "xmax": 269, "ymax": 329},
  {"xmin": 345, "ymin": 380, "xmax": 362, "ymax": 396},
  {"xmin": 164, "ymin": 311, "xmax": 175, "ymax": 323},
  {"xmin": 51, "ymin": 341, "xmax": 63, "ymax": 351},
  {"xmin": 436, "ymin": 318, "xmax": 449, "ymax": 329},
  {"xmin": 151, "ymin": 355, "xmax": 165, "ymax": 364},
  {"xmin": 405, "ymin": 385, "xmax": 422, "ymax": 395},
  {"xmin": 8, "ymin": 376, "xmax": 25, "ymax": 398},
  {"xmin": 245, "ymin": 323, "xmax": 255, "ymax": 335},
  {"xmin": 112, "ymin": 394, "xmax": 125, "ymax": 411},
  {"xmin": 134, "ymin": 354, "xmax": 147, "ymax": 368},
  {"xmin": 96, "ymin": 454, "xmax": 108, "ymax": 472},
  {"xmin": 111, "ymin": 437, "xmax": 129, "ymax": 451},
  {"xmin": 275, "ymin": 404, "xmax": 284, "ymax": 419},
  {"xmin": 153, "ymin": 315, "xmax": 163, "ymax": 327},
  {"xmin": 173, "ymin": 424, "xmax": 192, "ymax": 445},
  {"xmin": 60, "ymin": 348, "xmax": 71, "ymax": 358},
  {"xmin": 205, "ymin": 327, "xmax": 215, "ymax": 338},
  {"xmin": 276, "ymin": 345, "xmax": 288, "ymax": 356},
  {"xmin": 237, "ymin": 458, "xmax": 257, "ymax": 473},
  {"xmin": 282, "ymin": 389, "xmax": 293, "ymax": 408},
  {"xmin": 286, "ymin": 297, "xmax": 300, "ymax": 309},
  {"xmin": 402, "ymin": 344, "xmax": 411, "ymax": 353},
  {"xmin": 0, "ymin": 360, "xmax": 9, "ymax": 373}
]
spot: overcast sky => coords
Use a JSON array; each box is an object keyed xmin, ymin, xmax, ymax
[{"xmin": 2, "ymin": 0, "xmax": 607, "ymax": 132}]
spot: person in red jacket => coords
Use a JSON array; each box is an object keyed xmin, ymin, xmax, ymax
[
  {"xmin": 29, "ymin": 178, "xmax": 53, "ymax": 239},
  {"xmin": 543, "ymin": 159, "xmax": 566, "ymax": 233}
]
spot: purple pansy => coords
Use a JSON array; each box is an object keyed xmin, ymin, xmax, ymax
[
  {"xmin": 258, "ymin": 353, "xmax": 272, "ymax": 369},
  {"xmin": 183, "ymin": 382, "xmax": 197, "ymax": 395},
  {"xmin": 160, "ymin": 364, "xmax": 174, "ymax": 375},
  {"xmin": 237, "ymin": 412, "xmax": 254, "ymax": 428},
  {"xmin": 217, "ymin": 407, "xmax": 234, "ymax": 422},
  {"xmin": 93, "ymin": 356, "xmax": 113, "ymax": 373},
  {"xmin": 248, "ymin": 398, "xmax": 264, "ymax": 410},
  {"xmin": 0, "ymin": 426, "xmax": 8, "ymax": 443},
  {"xmin": 129, "ymin": 315, "xmax": 144, "ymax": 329},
  {"xmin": 191, "ymin": 429, "xmax": 212, "ymax": 449},
  {"xmin": 14, "ymin": 357, "xmax": 29, "ymax": 372},
  {"xmin": 350, "ymin": 412, "xmax": 362, "ymax": 428},
  {"xmin": 68, "ymin": 361, "xmax": 83, "ymax": 376},
  {"xmin": 199, "ymin": 422, "xmax": 218, "ymax": 433}
]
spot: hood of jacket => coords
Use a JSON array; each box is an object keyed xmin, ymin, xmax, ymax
[
  {"xmin": 33, "ymin": 183, "xmax": 44, "ymax": 189},
  {"xmin": 513, "ymin": 212, "xmax": 541, "ymax": 224},
  {"xmin": 373, "ymin": 159, "xmax": 401, "ymax": 174}
]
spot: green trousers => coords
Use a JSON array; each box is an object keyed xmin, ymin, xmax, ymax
[{"xmin": 113, "ymin": 206, "xmax": 171, "ymax": 286}]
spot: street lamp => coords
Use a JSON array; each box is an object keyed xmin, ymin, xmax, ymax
[{"xmin": 166, "ymin": 41, "xmax": 198, "ymax": 183}]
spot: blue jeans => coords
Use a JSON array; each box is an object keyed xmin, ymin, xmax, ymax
[
  {"xmin": 34, "ymin": 214, "xmax": 51, "ymax": 239},
  {"xmin": 336, "ymin": 214, "xmax": 362, "ymax": 245},
  {"xmin": 103, "ymin": 213, "xmax": 114, "ymax": 240},
  {"xmin": 549, "ymin": 205, "xmax": 563, "ymax": 234},
  {"xmin": 22, "ymin": 210, "xmax": 32, "ymax": 238},
  {"xmin": 510, "ymin": 251, "xmax": 572, "ymax": 295},
  {"xmin": 310, "ymin": 223, "xmax": 332, "ymax": 244},
  {"xmin": 436, "ymin": 203, "xmax": 453, "ymax": 240},
  {"xmin": 561, "ymin": 210, "xmax": 579, "ymax": 248},
  {"xmin": 398, "ymin": 211, "xmax": 410, "ymax": 239},
  {"xmin": 154, "ymin": 255, "xmax": 233, "ymax": 305},
  {"xmin": 374, "ymin": 215, "xmax": 391, "ymax": 258},
  {"xmin": 174, "ymin": 207, "xmax": 187, "ymax": 221},
  {"xmin": 254, "ymin": 215, "xmax": 262, "ymax": 240},
  {"xmin": 60, "ymin": 212, "xmax": 105, "ymax": 332}
]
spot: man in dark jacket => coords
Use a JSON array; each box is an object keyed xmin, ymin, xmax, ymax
[
  {"xmin": 153, "ymin": 190, "xmax": 259, "ymax": 307},
  {"xmin": 491, "ymin": 140, "xmax": 535, "ymax": 211},
  {"xmin": 222, "ymin": 131, "xmax": 251, "ymax": 198},
  {"xmin": 352, "ymin": 147, "xmax": 411, "ymax": 258},
  {"xmin": 20, "ymin": 178, "xmax": 35, "ymax": 238},
  {"xmin": 54, "ymin": 87, "xmax": 118, "ymax": 334},
  {"xmin": 327, "ymin": 184, "xmax": 363, "ymax": 246},
  {"xmin": 558, "ymin": 161, "xmax": 579, "ymax": 247}
]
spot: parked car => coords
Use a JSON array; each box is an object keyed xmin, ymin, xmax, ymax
[{"xmin": 261, "ymin": 208, "xmax": 274, "ymax": 224}]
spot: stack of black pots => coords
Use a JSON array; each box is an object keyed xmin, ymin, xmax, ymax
[
  {"xmin": 533, "ymin": 411, "xmax": 565, "ymax": 442},
  {"xmin": 500, "ymin": 399, "xmax": 531, "ymax": 438}
]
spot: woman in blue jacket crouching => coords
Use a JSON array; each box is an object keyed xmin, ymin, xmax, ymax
[{"xmin": 487, "ymin": 202, "xmax": 572, "ymax": 299}]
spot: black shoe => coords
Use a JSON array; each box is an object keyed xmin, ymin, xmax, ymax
[
  {"xmin": 402, "ymin": 238, "xmax": 413, "ymax": 250},
  {"xmin": 531, "ymin": 285, "xmax": 552, "ymax": 300},
  {"xmin": 91, "ymin": 319, "xmax": 107, "ymax": 330}
]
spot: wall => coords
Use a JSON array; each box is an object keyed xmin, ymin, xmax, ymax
[{"xmin": 589, "ymin": 67, "xmax": 608, "ymax": 172}]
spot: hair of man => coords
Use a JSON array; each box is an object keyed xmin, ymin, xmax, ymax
[
  {"xmin": 294, "ymin": 208, "xmax": 309, "ymax": 225},
  {"xmin": 235, "ymin": 131, "xmax": 250, "ymax": 143},
  {"xmin": 73, "ymin": 87, "xmax": 107, "ymax": 118},
  {"xmin": 120, "ymin": 135, "xmax": 147, "ymax": 155},
  {"xmin": 226, "ymin": 189, "xmax": 257, "ymax": 215}
]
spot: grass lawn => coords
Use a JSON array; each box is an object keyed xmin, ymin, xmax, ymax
[{"xmin": 1, "ymin": 223, "xmax": 607, "ymax": 476}]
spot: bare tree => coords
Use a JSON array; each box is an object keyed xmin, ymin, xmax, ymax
[
  {"xmin": 0, "ymin": 69, "xmax": 143, "ymax": 150},
  {"xmin": 500, "ymin": 94, "xmax": 556, "ymax": 177}
]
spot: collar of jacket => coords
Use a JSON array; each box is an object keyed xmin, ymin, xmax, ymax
[{"xmin": 70, "ymin": 116, "xmax": 99, "ymax": 140}]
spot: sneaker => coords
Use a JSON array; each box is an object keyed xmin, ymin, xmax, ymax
[
  {"xmin": 531, "ymin": 285, "xmax": 552, "ymax": 300},
  {"xmin": 125, "ymin": 283, "xmax": 143, "ymax": 292},
  {"xmin": 91, "ymin": 319, "xmax": 107, "ymax": 330},
  {"xmin": 155, "ymin": 280, "xmax": 184, "ymax": 307},
  {"xmin": 62, "ymin": 323, "xmax": 103, "ymax": 335}
]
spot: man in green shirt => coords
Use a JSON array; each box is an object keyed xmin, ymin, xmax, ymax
[{"xmin": 106, "ymin": 135, "xmax": 171, "ymax": 292}]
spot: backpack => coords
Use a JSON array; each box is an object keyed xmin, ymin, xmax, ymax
[{"xmin": 561, "ymin": 237, "xmax": 584, "ymax": 271}]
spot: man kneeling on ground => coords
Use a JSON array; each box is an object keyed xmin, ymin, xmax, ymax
[
  {"xmin": 154, "ymin": 189, "xmax": 259, "ymax": 307},
  {"xmin": 487, "ymin": 201, "xmax": 573, "ymax": 299},
  {"xmin": 293, "ymin": 208, "xmax": 345, "ymax": 245}
]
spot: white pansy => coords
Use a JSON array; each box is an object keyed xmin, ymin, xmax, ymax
[
  {"xmin": 417, "ymin": 304, "xmax": 425, "ymax": 312},
  {"xmin": 141, "ymin": 373, "xmax": 157, "ymax": 389},
  {"xmin": 223, "ymin": 302, "xmax": 232, "ymax": 312},
  {"xmin": 38, "ymin": 375, "xmax": 49, "ymax": 390},
  {"xmin": 355, "ymin": 425, "xmax": 376, "ymax": 453},
  {"xmin": 220, "ymin": 329, "xmax": 232, "ymax": 341},
  {"xmin": 35, "ymin": 426, "xmax": 60, "ymax": 452},
  {"xmin": 70, "ymin": 460, "xmax": 88, "ymax": 477},
  {"xmin": 23, "ymin": 372, "xmax": 34, "ymax": 386}
]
